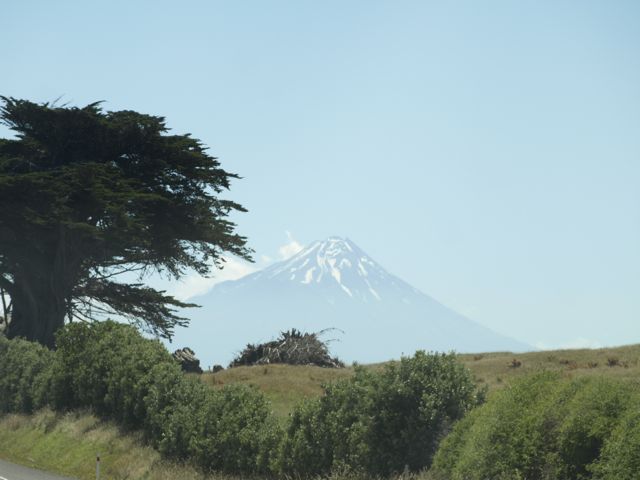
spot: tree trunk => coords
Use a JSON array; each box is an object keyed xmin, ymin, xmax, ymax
[
  {"xmin": 6, "ymin": 226, "xmax": 75, "ymax": 348},
  {"xmin": 6, "ymin": 271, "xmax": 68, "ymax": 348}
]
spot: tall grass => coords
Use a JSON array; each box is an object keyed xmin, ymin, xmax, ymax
[{"xmin": 0, "ymin": 409, "xmax": 230, "ymax": 480}]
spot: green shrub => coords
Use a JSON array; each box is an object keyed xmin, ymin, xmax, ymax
[
  {"xmin": 194, "ymin": 384, "xmax": 281, "ymax": 474},
  {"xmin": 143, "ymin": 363, "xmax": 210, "ymax": 459},
  {"xmin": 556, "ymin": 378, "xmax": 638, "ymax": 479},
  {"xmin": 45, "ymin": 320, "xmax": 114, "ymax": 411},
  {"xmin": 589, "ymin": 398, "xmax": 640, "ymax": 479},
  {"xmin": 144, "ymin": 363, "xmax": 281, "ymax": 474},
  {"xmin": 278, "ymin": 351, "xmax": 482, "ymax": 477},
  {"xmin": 431, "ymin": 372, "xmax": 640, "ymax": 480},
  {"xmin": 48, "ymin": 321, "xmax": 174, "ymax": 428},
  {"xmin": 0, "ymin": 334, "xmax": 54, "ymax": 413},
  {"xmin": 0, "ymin": 321, "xmax": 278, "ymax": 475}
]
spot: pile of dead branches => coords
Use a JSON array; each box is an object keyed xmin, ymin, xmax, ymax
[
  {"xmin": 173, "ymin": 347, "xmax": 203, "ymax": 374},
  {"xmin": 230, "ymin": 328, "xmax": 344, "ymax": 368}
]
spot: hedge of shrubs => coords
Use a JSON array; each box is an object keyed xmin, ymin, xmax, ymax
[
  {"xmin": 0, "ymin": 323, "xmax": 278, "ymax": 475},
  {"xmin": 0, "ymin": 322, "xmax": 481, "ymax": 477},
  {"xmin": 430, "ymin": 371, "xmax": 640, "ymax": 480}
]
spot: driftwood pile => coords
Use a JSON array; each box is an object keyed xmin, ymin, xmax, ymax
[
  {"xmin": 173, "ymin": 347, "xmax": 203, "ymax": 374},
  {"xmin": 230, "ymin": 328, "xmax": 344, "ymax": 368}
]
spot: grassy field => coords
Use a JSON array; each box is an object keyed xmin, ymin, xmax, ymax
[
  {"xmin": 200, "ymin": 363, "xmax": 353, "ymax": 419},
  {"xmin": 201, "ymin": 343, "xmax": 640, "ymax": 418},
  {"xmin": 458, "ymin": 343, "xmax": 640, "ymax": 391}
]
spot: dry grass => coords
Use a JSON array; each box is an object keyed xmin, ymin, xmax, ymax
[
  {"xmin": 200, "ymin": 363, "xmax": 353, "ymax": 419},
  {"xmin": 202, "ymin": 343, "xmax": 640, "ymax": 415},
  {"xmin": 458, "ymin": 343, "xmax": 640, "ymax": 394}
]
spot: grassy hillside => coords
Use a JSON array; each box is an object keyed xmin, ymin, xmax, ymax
[
  {"xmin": 200, "ymin": 363, "xmax": 353, "ymax": 419},
  {"xmin": 458, "ymin": 343, "xmax": 640, "ymax": 391},
  {"xmin": 0, "ymin": 409, "xmax": 233, "ymax": 480},
  {"xmin": 201, "ymin": 344, "xmax": 640, "ymax": 418}
]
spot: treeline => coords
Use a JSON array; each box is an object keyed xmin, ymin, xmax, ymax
[{"xmin": 0, "ymin": 322, "xmax": 481, "ymax": 477}]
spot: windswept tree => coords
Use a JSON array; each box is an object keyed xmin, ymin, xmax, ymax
[{"xmin": 0, "ymin": 97, "xmax": 251, "ymax": 347}]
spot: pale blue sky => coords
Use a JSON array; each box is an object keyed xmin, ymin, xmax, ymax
[{"xmin": 2, "ymin": 1, "xmax": 639, "ymax": 349}]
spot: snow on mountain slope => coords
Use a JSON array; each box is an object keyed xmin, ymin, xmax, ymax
[{"xmin": 170, "ymin": 237, "xmax": 531, "ymax": 367}]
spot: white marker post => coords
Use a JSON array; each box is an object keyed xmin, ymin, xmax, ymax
[{"xmin": 96, "ymin": 453, "xmax": 100, "ymax": 480}]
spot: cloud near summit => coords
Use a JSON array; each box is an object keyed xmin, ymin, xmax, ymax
[
  {"xmin": 278, "ymin": 231, "xmax": 303, "ymax": 260},
  {"xmin": 170, "ymin": 231, "xmax": 304, "ymax": 300}
]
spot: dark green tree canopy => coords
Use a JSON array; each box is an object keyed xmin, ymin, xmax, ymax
[{"xmin": 0, "ymin": 97, "xmax": 251, "ymax": 346}]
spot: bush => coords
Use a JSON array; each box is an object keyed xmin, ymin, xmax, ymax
[
  {"xmin": 194, "ymin": 384, "xmax": 281, "ymax": 474},
  {"xmin": 144, "ymin": 364, "xmax": 280, "ymax": 475},
  {"xmin": 143, "ymin": 362, "xmax": 208, "ymax": 459},
  {"xmin": 431, "ymin": 373, "xmax": 640, "ymax": 480},
  {"xmin": 230, "ymin": 328, "xmax": 344, "ymax": 368},
  {"xmin": 0, "ymin": 321, "xmax": 282, "ymax": 476},
  {"xmin": 0, "ymin": 334, "xmax": 54, "ymax": 413},
  {"xmin": 592, "ymin": 405, "xmax": 640, "ymax": 479},
  {"xmin": 556, "ymin": 378, "xmax": 638, "ymax": 479},
  {"xmin": 47, "ymin": 321, "xmax": 280, "ymax": 475},
  {"xmin": 48, "ymin": 321, "xmax": 175, "ymax": 429},
  {"xmin": 278, "ymin": 351, "xmax": 482, "ymax": 477}
]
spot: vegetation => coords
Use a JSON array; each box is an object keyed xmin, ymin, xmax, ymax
[
  {"xmin": 278, "ymin": 351, "xmax": 483, "ymax": 477},
  {"xmin": 0, "ymin": 334, "xmax": 53, "ymax": 413},
  {"xmin": 202, "ymin": 363, "xmax": 354, "ymax": 420},
  {"xmin": 430, "ymin": 372, "xmax": 640, "ymax": 480},
  {"xmin": 229, "ymin": 328, "xmax": 344, "ymax": 368},
  {"xmin": 2, "ymin": 326, "xmax": 640, "ymax": 479},
  {"xmin": 202, "ymin": 343, "xmax": 640, "ymax": 419},
  {"xmin": 0, "ymin": 325, "xmax": 482, "ymax": 478},
  {"xmin": 0, "ymin": 97, "xmax": 250, "ymax": 346},
  {"xmin": 0, "ymin": 409, "xmax": 234, "ymax": 480},
  {"xmin": 456, "ymin": 344, "xmax": 640, "ymax": 392},
  {"xmin": 0, "ymin": 323, "xmax": 279, "ymax": 475}
]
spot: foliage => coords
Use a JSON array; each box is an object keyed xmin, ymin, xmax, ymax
[
  {"xmin": 193, "ymin": 384, "xmax": 281, "ymax": 474},
  {"xmin": 430, "ymin": 372, "xmax": 640, "ymax": 480},
  {"xmin": 143, "ymin": 362, "xmax": 211, "ymax": 460},
  {"xmin": 0, "ymin": 334, "xmax": 53, "ymax": 413},
  {"xmin": 0, "ymin": 97, "xmax": 251, "ymax": 346},
  {"xmin": 277, "ymin": 351, "xmax": 482, "ymax": 477},
  {"xmin": 0, "ymin": 323, "xmax": 280, "ymax": 475},
  {"xmin": 143, "ymin": 363, "xmax": 280, "ymax": 474},
  {"xmin": 7, "ymin": 325, "xmax": 640, "ymax": 479},
  {"xmin": 46, "ymin": 321, "xmax": 175, "ymax": 428},
  {"xmin": 592, "ymin": 404, "xmax": 640, "ymax": 479},
  {"xmin": 0, "ymin": 409, "xmax": 217, "ymax": 480},
  {"xmin": 230, "ymin": 328, "xmax": 344, "ymax": 368}
]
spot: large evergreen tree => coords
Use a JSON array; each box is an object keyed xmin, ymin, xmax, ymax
[{"xmin": 0, "ymin": 97, "xmax": 251, "ymax": 347}]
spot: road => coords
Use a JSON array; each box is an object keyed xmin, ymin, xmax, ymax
[{"xmin": 0, "ymin": 459, "xmax": 76, "ymax": 480}]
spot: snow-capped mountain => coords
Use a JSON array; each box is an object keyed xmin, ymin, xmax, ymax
[
  {"xmin": 171, "ymin": 236, "xmax": 530, "ymax": 367},
  {"xmin": 219, "ymin": 237, "xmax": 423, "ymax": 304}
]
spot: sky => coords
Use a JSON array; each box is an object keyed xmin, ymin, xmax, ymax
[{"xmin": 2, "ymin": 1, "xmax": 639, "ymax": 350}]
